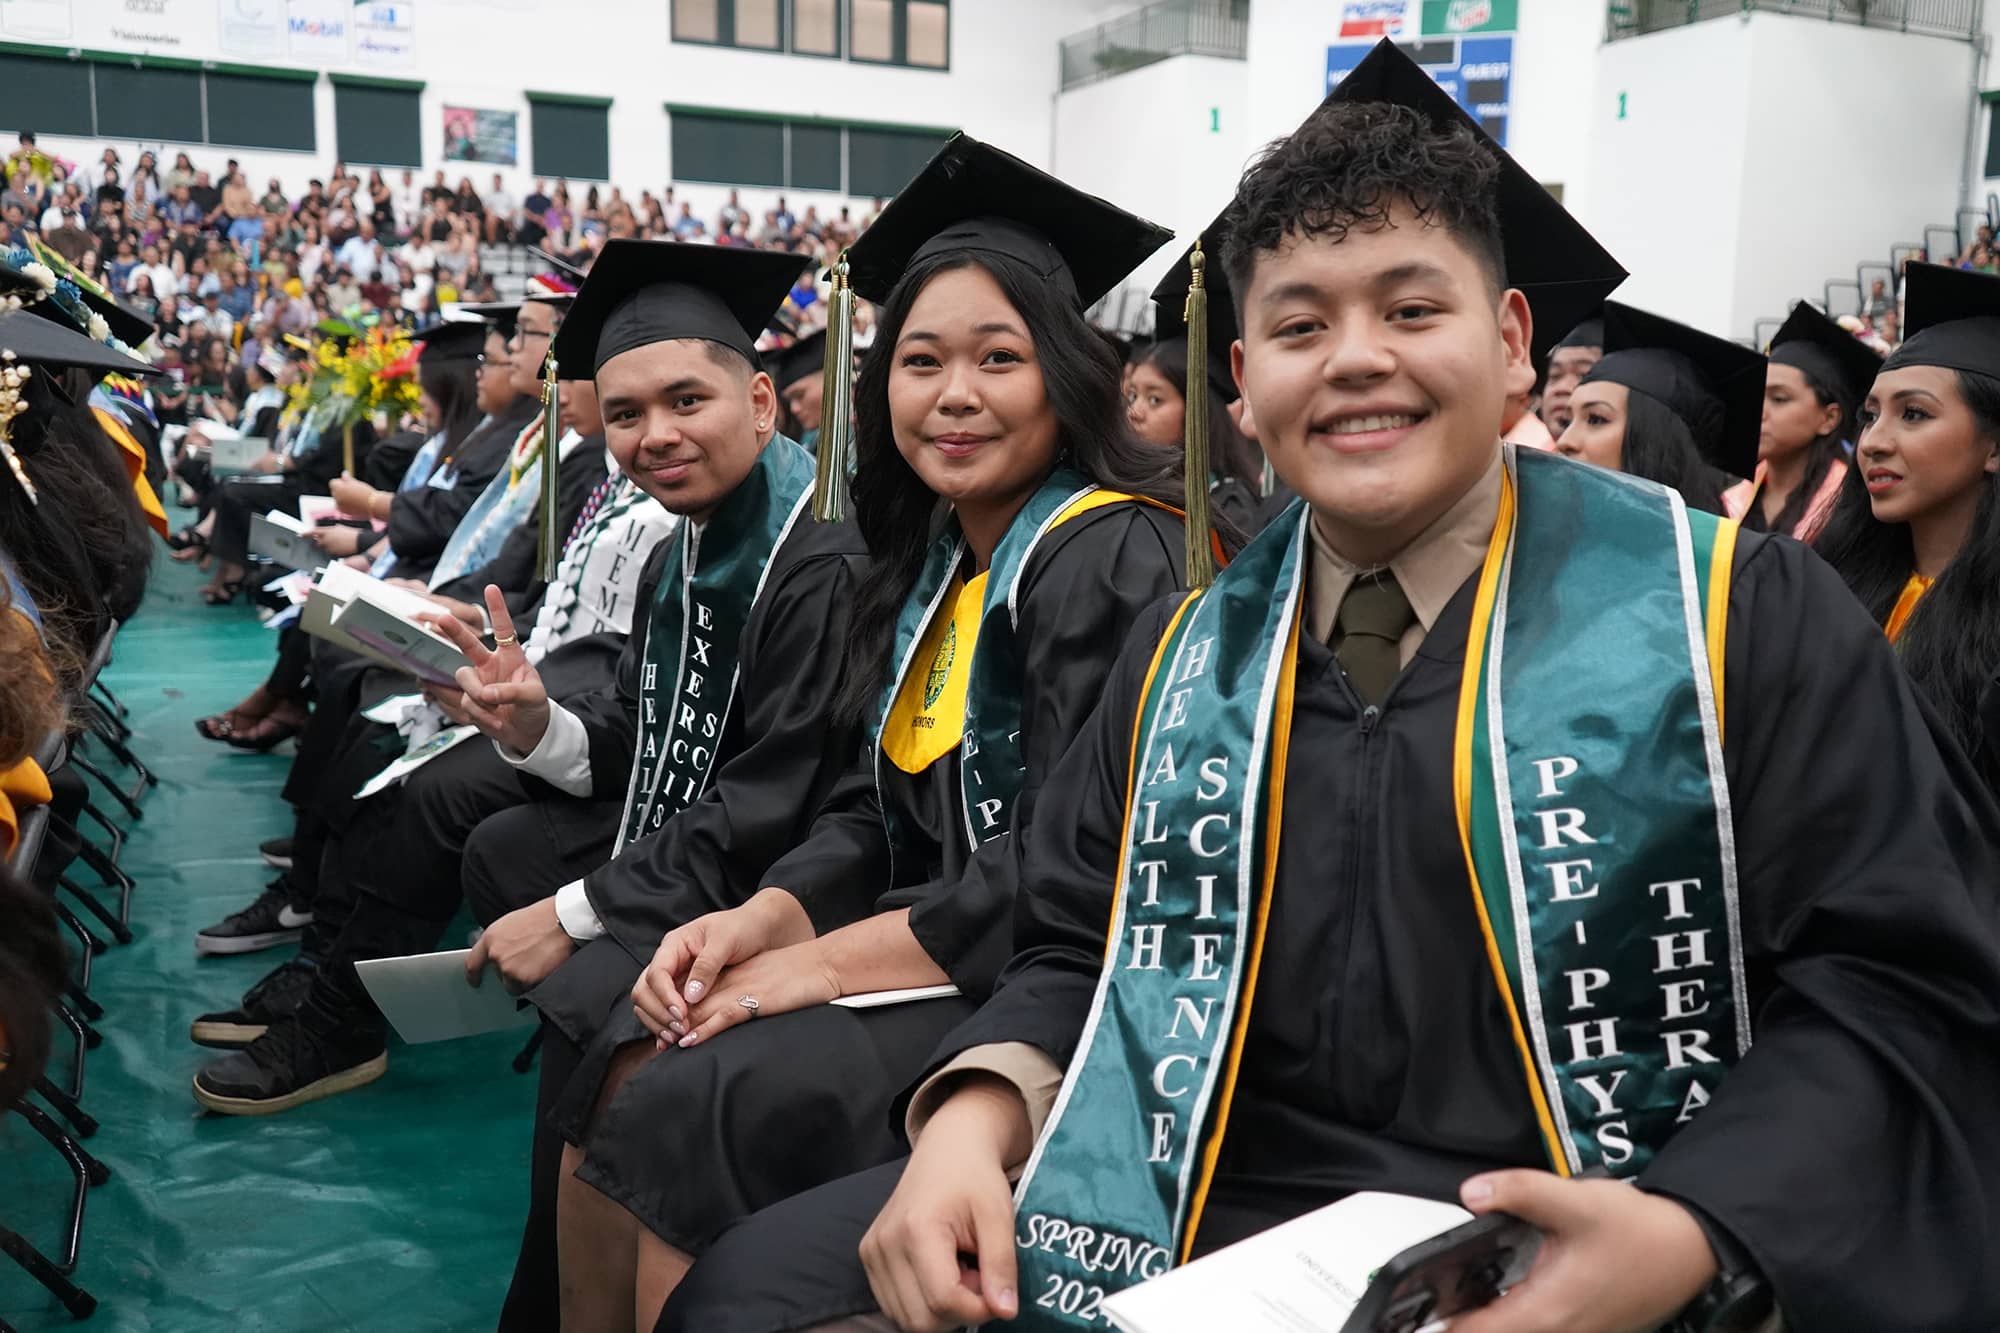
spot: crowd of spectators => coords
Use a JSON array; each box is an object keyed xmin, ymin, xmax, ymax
[{"xmin": 0, "ymin": 129, "xmax": 885, "ymax": 406}]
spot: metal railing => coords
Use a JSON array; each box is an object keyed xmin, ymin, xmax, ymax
[
  {"xmin": 1606, "ymin": 0, "xmax": 1982, "ymax": 42},
  {"xmin": 1059, "ymin": 0, "xmax": 1249, "ymax": 92}
]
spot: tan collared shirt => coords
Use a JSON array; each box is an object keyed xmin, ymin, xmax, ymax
[{"xmin": 905, "ymin": 450, "xmax": 1509, "ymax": 1162}]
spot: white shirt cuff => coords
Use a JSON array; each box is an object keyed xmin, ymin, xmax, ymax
[
  {"xmin": 496, "ymin": 699, "xmax": 592, "ymax": 795},
  {"xmin": 553, "ymin": 879, "xmax": 607, "ymax": 942}
]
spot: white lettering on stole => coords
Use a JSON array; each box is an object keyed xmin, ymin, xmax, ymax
[
  {"xmin": 1151, "ymin": 1054, "xmax": 1197, "ymax": 1099},
  {"xmin": 1194, "ymin": 874, "xmax": 1219, "ymax": 920},
  {"xmin": 1661, "ymin": 978, "xmax": 1709, "ymax": 1020},
  {"xmin": 685, "ymin": 671, "xmax": 703, "ymax": 699},
  {"xmin": 1535, "ymin": 808, "xmax": 1596, "ymax": 850},
  {"xmin": 1653, "ymin": 930, "xmax": 1712, "ymax": 973},
  {"xmin": 1147, "ymin": 1113, "xmax": 1177, "ymax": 1163},
  {"xmin": 1677, "ymin": 1081, "xmax": 1712, "ymax": 1123},
  {"xmin": 641, "ymin": 663, "xmax": 658, "ymax": 690},
  {"xmin": 1188, "ymin": 814, "xmax": 1230, "ymax": 859},
  {"xmin": 1176, "ymin": 637, "xmax": 1214, "ymax": 684},
  {"xmin": 1596, "ymin": 1121, "xmax": 1635, "ymax": 1166},
  {"xmin": 1188, "ymin": 935, "xmax": 1224, "ymax": 983},
  {"xmin": 1565, "ymin": 967, "xmax": 1611, "ymax": 1012},
  {"xmin": 1574, "ymin": 1069, "xmax": 1628, "ymax": 1116},
  {"xmin": 1663, "ymin": 1029, "xmax": 1719, "ymax": 1069},
  {"xmin": 1146, "ymin": 747, "xmax": 1180, "ymax": 786},
  {"xmin": 1547, "ymin": 858, "xmax": 1600, "ymax": 901},
  {"xmin": 1647, "ymin": 878, "xmax": 1702, "ymax": 920},
  {"xmin": 976, "ymin": 797, "xmax": 1006, "ymax": 830},
  {"xmin": 1196, "ymin": 757, "xmax": 1229, "ymax": 801},
  {"xmin": 1160, "ymin": 689, "xmax": 1193, "ymax": 731},
  {"xmin": 1133, "ymin": 860, "xmax": 1168, "ymax": 907},
  {"xmin": 1531, "ymin": 755, "xmax": 1579, "ymax": 799},
  {"xmin": 1566, "ymin": 1018, "xmax": 1622, "ymax": 1062},
  {"xmin": 1166, "ymin": 996, "xmax": 1219, "ymax": 1041},
  {"xmin": 1127, "ymin": 924, "xmax": 1166, "ymax": 972},
  {"xmin": 1138, "ymin": 802, "xmax": 1169, "ymax": 845},
  {"xmin": 695, "ymin": 603, "xmax": 714, "ymax": 631}
]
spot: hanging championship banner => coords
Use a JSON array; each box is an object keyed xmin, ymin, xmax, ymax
[{"xmin": 443, "ymin": 106, "xmax": 519, "ymax": 165}]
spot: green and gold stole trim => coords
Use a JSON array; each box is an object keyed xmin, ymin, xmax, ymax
[
  {"xmin": 873, "ymin": 468, "xmax": 1114, "ymax": 851},
  {"xmin": 1010, "ymin": 447, "xmax": 1745, "ymax": 1329},
  {"xmin": 614, "ymin": 436, "xmax": 816, "ymax": 851}
]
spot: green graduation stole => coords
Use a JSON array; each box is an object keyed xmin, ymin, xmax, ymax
[
  {"xmin": 1010, "ymin": 447, "xmax": 1748, "ymax": 1328},
  {"xmin": 614, "ymin": 436, "xmax": 816, "ymax": 852},
  {"xmin": 872, "ymin": 467, "xmax": 1105, "ymax": 852}
]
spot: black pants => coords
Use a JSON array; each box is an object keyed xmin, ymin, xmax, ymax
[{"xmin": 209, "ymin": 474, "xmax": 306, "ymax": 565}]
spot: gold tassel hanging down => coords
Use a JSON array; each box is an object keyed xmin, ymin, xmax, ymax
[
  {"xmin": 1182, "ymin": 241, "xmax": 1216, "ymax": 589},
  {"xmin": 341, "ymin": 419, "xmax": 355, "ymax": 478},
  {"xmin": 537, "ymin": 349, "xmax": 561, "ymax": 582},
  {"xmin": 813, "ymin": 254, "xmax": 856, "ymax": 523}
]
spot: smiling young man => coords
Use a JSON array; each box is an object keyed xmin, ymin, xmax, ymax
[{"xmin": 658, "ymin": 40, "xmax": 2000, "ymax": 1333}]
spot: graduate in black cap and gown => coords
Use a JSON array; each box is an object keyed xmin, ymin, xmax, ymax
[
  {"xmin": 1819, "ymin": 261, "xmax": 2000, "ymax": 787},
  {"xmin": 540, "ymin": 133, "xmax": 1204, "ymax": 1332},
  {"xmin": 1722, "ymin": 302, "xmax": 1879, "ymax": 541},
  {"xmin": 664, "ymin": 40, "xmax": 2000, "ymax": 1333},
  {"xmin": 774, "ymin": 328, "xmax": 830, "ymax": 449},
  {"xmin": 1539, "ymin": 317, "xmax": 1603, "ymax": 435},
  {"xmin": 1555, "ymin": 300, "xmax": 1765, "ymax": 514}
]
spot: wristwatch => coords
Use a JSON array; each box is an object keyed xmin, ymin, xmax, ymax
[{"xmin": 1672, "ymin": 1212, "xmax": 1775, "ymax": 1333}]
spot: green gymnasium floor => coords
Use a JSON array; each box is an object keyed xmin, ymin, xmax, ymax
[{"xmin": 1, "ymin": 557, "xmax": 532, "ymax": 1331}]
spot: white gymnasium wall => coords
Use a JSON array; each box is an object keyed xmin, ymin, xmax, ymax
[
  {"xmin": 1052, "ymin": 53, "xmax": 1248, "ymax": 329},
  {"xmin": 0, "ymin": 0, "xmax": 1124, "ymax": 223},
  {"xmin": 1586, "ymin": 12, "xmax": 1973, "ymax": 339}
]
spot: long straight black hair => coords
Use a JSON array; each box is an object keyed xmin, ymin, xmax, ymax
[
  {"xmin": 1818, "ymin": 367, "xmax": 2000, "ymax": 756},
  {"xmin": 832, "ymin": 248, "xmax": 1188, "ymax": 726},
  {"xmin": 1746, "ymin": 359, "xmax": 1852, "ymax": 538},
  {"xmin": 1617, "ymin": 389, "xmax": 1727, "ymax": 515},
  {"xmin": 1133, "ymin": 336, "xmax": 1265, "ymax": 495},
  {"xmin": 420, "ymin": 357, "xmax": 483, "ymax": 454}
]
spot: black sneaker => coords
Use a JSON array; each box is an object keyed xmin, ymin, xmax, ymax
[
  {"xmin": 195, "ymin": 875, "xmax": 312, "ymax": 956},
  {"xmin": 259, "ymin": 835, "xmax": 294, "ymax": 870},
  {"xmin": 189, "ymin": 953, "xmax": 320, "ymax": 1048},
  {"xmin": 191, "ymin": 1013, "xmax": 387, "ymax": 1116}
]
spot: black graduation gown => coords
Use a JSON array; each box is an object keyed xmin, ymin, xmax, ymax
[
  {"xmin": 383, "ymin": 395, "xmax": 538, "ymax": 580},
  {"xmin": 556, "ymin": 503, "xmax": 1190, "ymax": 1258},
  {"xmin": 665, "ymin": 529, "xmax": 2000, "ymax": 1333},
  {"xmin": 362, "ymin": 427, "xmax": 425, "ymax": 492}
]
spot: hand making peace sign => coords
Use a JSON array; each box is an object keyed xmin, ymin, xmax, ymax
[{"xmin": 426, "ymin": 585, "xmax": 552, "ymax": 755}]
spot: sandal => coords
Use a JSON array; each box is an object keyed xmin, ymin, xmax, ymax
[
  {"xmin": 166, "ymin": 525, "xmax": 207, "ymax": 552},
  {"xmin": 194, "ymin": 712, "xmax": 242, "ymax": 742},
  {"xmin": 200, "ymin": 579, "xmax": 245, "ymax": 606},
  {"xmin": 224, "ymin": 714, "xmax": 303, "ymax": 752}
]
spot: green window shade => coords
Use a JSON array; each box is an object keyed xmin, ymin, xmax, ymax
[
  {"xmin": 96, "ymin": 64, "xmax": 201, "ymax": 143},
  {"xmin": 847, "ymin": 126, "xmax": 944, "ymax": 197},
  {"xmin": 0, "ymin": 54, "xmax": 93, "ymax": 137},
  {"xmin": 206, "ymin": 72, "xmax": 314, "ymax": 152},
  {"xmin": 1986, "ymin": 104, "xmax": 2000, "ymax": 180},
  {"xmin": 335, "ymin": 83, "xmax": 420, "ymax": 167},
  {"xmin": 531, "ymin": 101, "xmax": 610, "ymax": 181},
  {"xmin": 671, "ymin": 112, "xmax": 783, "ymax": 187},
  {"xmin": 788, "ymin": 123, "xmax": 842, "ymax": 192}
]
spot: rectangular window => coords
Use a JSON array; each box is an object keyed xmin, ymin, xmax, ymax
[
  {"xmin": 850, "ymin": 0, "xmax": 893, "ymax": 60},
  {"xmin": 529, "ymin": 95, "xmax": 613, "ymax": 182},
  {"xmin": 846, "ymin": 125, "xmax": 945, "ymax": 197},
  {"xmin": 1986, "ymin": 103, "xmax": 2000, "ymax": 180},
  {"xmin": 674, "ymin": 0, "xmax": 721, "ymax": 41},
  {"xmin": 672, "ymin": 111, "xmax": 785, "ymax": 187},
  {"xmin": 334, "ymin": 79, "xmax": 424, "ymax": 168},
  {"xmin": 734, "ymin": 0, "xmax": 782, "ymax": 47},
  {"xmin": 97, "ymin": 65, "xmax": 202, "ymax": 143},
  {"xmin": 788, "ymin": 122, "xmax": 843, "ymax": 192},
  {"xmin": 0, "ymin": 53, "xmax": 93, "ymax": 137},
  {"xmin": 792, "ymin": 0, "xmax": 840, "ymax": 55},
  {"xmin": 906, "ymin": 1, "xmax": 948, "ymax": 67},
  {"xmin": 205, "ymin": 72, "xmax": 316, "ymax": 152}
]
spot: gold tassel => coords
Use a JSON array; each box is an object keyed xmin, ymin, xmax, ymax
[
  {"xmin": 1182, "ymin": 241, "xmax": 1215, "ymax": 589},
  {"xmin": 538, "ymin": 349, "xmax": 561, "ymax": 582},
  {"xmin": 813, "ymin": 254, "xmax": 855, "ymax": 523}
]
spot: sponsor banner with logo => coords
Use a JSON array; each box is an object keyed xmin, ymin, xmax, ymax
[
  {"xmin": 1422, "ymin": 0, "xmax": 1518, "ymax": 35},
  {"xmin": 219, "ymin": 0, "xmax": 285, "ymax": 55},
  {"xmin": 0, "ymin": 0, "xmax": 73, "ymax": 39},
  {"xmin": 352, "ymin": 0, "xmax": 416, "ymax": 68},
  {"xmin": 104, "ymin": 0, "xmax": 203, "ymax": 49},
  {"xmin": 1337, "ymin": 0, "xmax": 1411, "ymax": 38},
  {"xmin": 287, "ymin": 0, "xmax": 349, "ymax": 61}
]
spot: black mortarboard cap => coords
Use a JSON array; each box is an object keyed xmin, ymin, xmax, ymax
[
  {"xmin": 551, "ymin": 238, "xmax": 807, "ymax": 375},
  {"xmin": 415, "ymin": 319, "xmax": 490, "ymax": 365},
  {"xmin": 1881, "ymin": 262, "xmax": 2000, "ymax": 377},
  {"xmin": 1582, "ymin": 301, "xmax": 1766, "ymax": 478},
  {"xmin": 844, "ymin": 132, "xmax": 1173, "ymax": 308},
  {"xmin": 773, "ymin": 329, "xmax": 827, "ymax": 391},
  {"xmin": 1149, "ymin": 209, "xmax": 1238, "ymax": 402},
  {"xmin": 0, "ymin": 309, "xmax": 160, "ymax": 378},
  {"xmin": 1320, "ymin": 40, "xmax": 1626, "ymax": 368},
  {"xmin": 1768, "ymin": 301, "xmax": 1881, "ymax": 412},
  {"xmin": 1554, "ymin": 318, "xmax": 1604, "ymax": 351},
  {"xmin": 450, "ymin": 300, "xmax": 520, "ymax": 341}
]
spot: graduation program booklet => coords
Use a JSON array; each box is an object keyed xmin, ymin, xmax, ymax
[
  {"xmin": 300, "ymin": 563, "xmax": 468, "ymax": 686},
  {"xmin": 1099, "ymin": 1192, "xmax": 1472, "ymax": 1333},
  {"xmin": 249, "ymin": 513, "xmax": 327, "ymax": 572},
  {"xmin": 354, "ymin": 949, "xmax": 537, "ymax": 1044}
]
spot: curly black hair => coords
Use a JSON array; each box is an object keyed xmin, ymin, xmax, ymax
[{"xmin": 1221, "ymin": 101, "xmax": 1506, "ymax": 313}]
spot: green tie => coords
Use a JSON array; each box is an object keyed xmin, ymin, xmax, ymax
[{"xmin": 1333, "ymin": 573, "xmax": 1416, "ymax": 705}]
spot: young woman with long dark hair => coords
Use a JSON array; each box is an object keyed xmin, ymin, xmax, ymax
[
  {"xmin": 1556, "ymin": 300, "xmax": 1764, "ymax": 516},
  {"xmin": 541, "ymin": 137, "xmax": 1203, "ymax": 1332},
  {"xmin": 1818, "ymin": 263, "xmax": 2000, "ymax": 777},
  {"xmin": 1724, "ymin": 301, "xmax": 1880, "ymax": 541}
]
